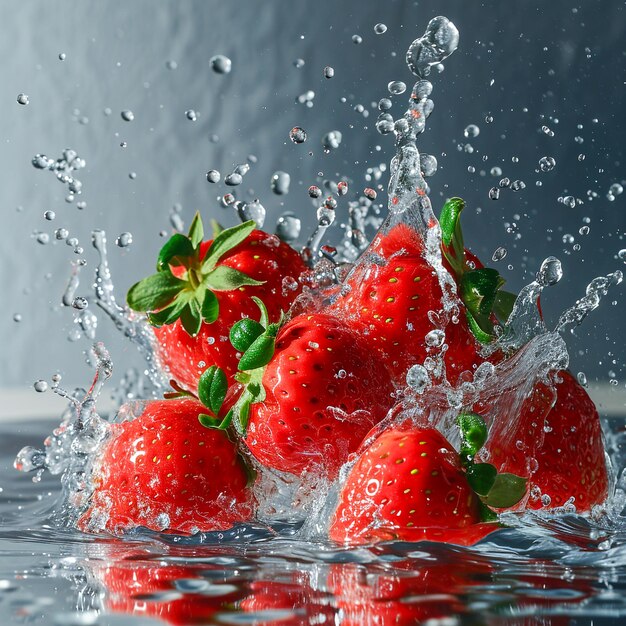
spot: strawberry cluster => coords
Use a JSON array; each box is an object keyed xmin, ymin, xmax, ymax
[{"xmin": 78, "ymin": 201, "xmax": 609, "ymax": 544}]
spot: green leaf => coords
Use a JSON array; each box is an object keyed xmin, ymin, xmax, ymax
[
  {"xmin": 493, "ymin": 290, "xmax": 517, "ymax": 323},
  {"xmin": 201, "ymin": 220, "xmax": 257, "ymax": 272},
  {"xmin": 156, "ymin": 234, "xmax": 195, "ymax": 271},
  {"xmin": 457, "ymin": 412, "xmax": 489, "ymax": 456},
  {"xmin": 461, "ymin": 268, "xmax": 505, "ymax": 318},
  {"xmin": 237, "ymin": 334, "xmax": 276, "ymax": 371},
  {"xmin": 251, "ymin": 296, "xmax": 270, "ymax": 329},
  {"xmin": 180, "ymin": 302, "xmax": 202, "ymax": 336},
  {"xmin": 230, "ymin": 318, "xmax": 265, "ymax": 352},
  {"xmin": 147, "ymin": 299, "xmax": 186, "ymax": 327},
  {"xmin": 188, "ymin": 212, "xmax": 204, "ymax": 249},
  {"xmin": 127, "ymin": 271, "xmax": 185, "ymax": 312},
  {"xmin": 481, "ymin": 473, "xmax": 528, "ymax": 509},
  {"xmin": 466, "ymin": 309, "xmax": 495, "ymax": 344},
  {"xmin": 210, "ymin": 219, "xmax": 224, "ymax": 238},
  {"xmin": 201, "ymin": 289, "xmax": 219, "ymax": 323},
  {"xmin": 205, "ymin": 265, "xmax": 264, "ymax": 291},
  {"xmin": 439, "ymin": 197, "xmax": 465, "ymax": 248},
  {"xmin": 466, "ymin": 463, "xmax": 497, "ymax": 496},
  {"xmin": 478, "ymin": 501, "xmax": 498, "ymax": 522},
  {"xmin": 197, "ymin": 365, "xmax": 228, "ymax": 414}
]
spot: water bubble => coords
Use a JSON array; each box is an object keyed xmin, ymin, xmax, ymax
[
  {"xmin": 352, "ymin": 34, "xmax": 363, "ymax": 44},
  {"xmin": 44, "ymin": 210, "xmax": 55, "ymax": 221},
  {"xmin": 308, "ymin": 185, "xmax": 322, "ymax": 198},
  {"xmin": 32, "ymin": 154, "xmax": 53, "ymax": 169},
  {"xmin": 225, "ymin": 172, "xmax": 243, "ymax": 186},
  {"xmin": 485, "ymin": 114, "xmax": 494, "ymax": 123},
  {"xmin": 492, "ymin": 246, "xmax": 507, "ymax": 262},
  {"xmin": 561, "ymin": 195, "xmax": 576, "ymax": 208},
  {"xmin": 120, "ymin": 110, "xmax": 134, "ymax": 122},
  {"xmin": 33, "ymin": 380, "xmax": 48, "ymax": 393},
  {"xmin": 17, "ymin": 93, "xmax": 29, "ymax": 105},
  {"xmin": 36, "ymin": 232, "xmax": 50, "ymax": 245},
  {"xmin": 323, "ymin": 66, "xmax": 334, "ymax": 79},
  {"xmin": 464, "ymin": 124, "xmax": 480, "ymax": 138},
  {"xmin": 579, "ymin": 225, "xmax": 590, "ymax": 235},
  {"xmin": 577, "ymin": 153, "xmax": 586, "ymax": 162},
  {"xmin": 72, "ymin": 297, "xmax": 89, "ymax": 310},
  {"xmin": 378, "ymin": 98, "xmax": 392, "ymax": 111},
  {"xmin": 275, "ymin": 212, "xmax": 301, "ymax": 243},
  {"xmin": 185, "ymin": 109, "xmax": 198, "ymax": 121},
  {"xmin": 539, "ymin": 156, "xmax": 556, "ymax": 172},
  {"xmin": 374, "ymin": 23, "xmax": 387, "ymax": 34},
  {"xmin": 14, "ymin": 446, "xmax": 46, "ymax": 472},
  {"xmin": 210, "ymin": 55, "xmax": 232, "ymax": 74},
  {"xmin": 116, "ymin": 232, "xmax": 132, "ymax": 247},
  {"xmin": 335, "ymin": 181, "xmax": 348, "ymax": 197},
  {"xmin": 166, "ymin": 60, "xmax": 177, "ymax": 70},
  {"xmin": 324, "ymin": 196, "xmax": 338, "ymax": 210},
  {"xmin": 537, "ymin": 256, "xmax": 563, "ymax": 286},
  {"xmin": 271, "ymin": 171, "xmax": 291, "ymax": 195},
  {"xmin": 294, "ymin": 58, "xmax": 305, "ymax": 69},
  {"xmin": 317, "ymin": 206, "xmax": 335, "ymax": 226},
  {"xmin": 499, "ymin": 177, "xmax": 511, "ymax": 188},
  {"xmin": 610, "ymin": 183, "xmax": 624, "ymax": 196},
  {"xmin": 289, "ymin": 127, "xmax": 307, "ymax": 144},
  {"xmin": 541, "ymin": 125, "xmax": 554, "ymax": 137},
  {"xmin": 234, "ymin": 163, "xmax": 250, "ymax": 176},
  {"xmin": 13, "ymin": 313, "xmax": 22, "ymax": 322},
  {"xmin": 364, "ymin": 187, "xmax": 377, "ymax": 200},
  {"xmin": 488, "ymin": 187, "xmax": 500, "ymax": 200},
  {"xmin": 209, "ymin": 134, "xmax": 219, "ymax": 143},
  {"xmin": 237, "ymin": 199, "xmax": 265, "ymax": 228},
  {"xmin": 511, "ymin": 180, "xmax": 526, "ymax": 192},
  {"xmin": 618, "ymin": 249, "xmax": 626, "ymax": 263},
  {"xmin": 490, "ymin": 167, "xmax": 502, "ymax": 177},
  {"xmin": 55, "ymin": 228, "xmax": 69, "ymax": 240},
  {"xmin": 58, "ymin": 52, "xmax": 66, "ymax": 61},
  {"xmin": 420, "ymin": 154, "xmax": 438, "ymax": 177},
  {"xmin": 206, "ymin": 169, "xmax": 220, "ymax": 184},
  {"xmin": 425, "ymin": 329, "xmax": 445, "ymax": 348},
  {"xmin": 322, "ymin": 130, "xmax": 342, "ymax": 152},
  {"xmin": 388, "ymin": 81, "xmax": 407, "ymax": 95},
  {"xmin": 406, "ymin": 364, "xmax": 430, "ymax": 393}
]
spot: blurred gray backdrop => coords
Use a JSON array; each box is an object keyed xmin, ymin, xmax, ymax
[{"xmin": 1, "ymin": 0, "xmax": 625, "ymax": 413}]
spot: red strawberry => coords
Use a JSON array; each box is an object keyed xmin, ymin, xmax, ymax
[
  {"xmin": 331, "ymin": 220, "xmax": 483, "ymax": 386},
  {"xmin": 78, "ymin": 397, "xmax": 254, "ymax": 535},
  {"xmin": 243, "ymin": 313, "xmax": 396, "ymax": 479},
  {"xmin": 329, "ymin": 422, "xmax": 496, "ymax": 545},
  {"xmin": 127, "ymin": 215, "xmax": 306, "ymax": 393},
  {"xmin": 484, "ymin": 370, "xmax": 608, "ymax": 511}
]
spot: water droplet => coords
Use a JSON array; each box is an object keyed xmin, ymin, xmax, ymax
[
  {"xmin": 17, "ymin": 93, "xmax": 29, "ymax": 105},
  {"xmin": 72, "ymin": 296, "xmax": 89, "ymax": 310},
  {"xmin": 406, "ymin": 16, "xmax": 459, "ymax": 78},
  {"xmin": 275, "ymin": 212, "xmax": 301, "ymax": 243},
  {"xmin": 352, "ymin": 34, "xmax": 363, "ymax": 44},
  {"xmin": 121, "ymin": 110, "xmax": 134, "ymax": 122},
  {"xmin": 206, "ymin": 169, "xmax": 220, "ymax": 184},
  {"xmin": 425, "ymin": 329, "xmax": 445, "ymax": 348},
  {"xmin": 225, "ymin": 172, "xmax": 243, "ymax": 186},
  {"xmin": 511, "ymin": 180, "xmax": 526, "ymax": 192},
  {"xmin": 562, "ymin": 195, "xmax": 576, "ymax": 208},
  {"xmin": 539, "ymin": 156, "xmax": 556, "ymax": 172},
  {"xmin": 337, "ymin": 181, "xmax": 348, "ymax": 196},
  {"xmin": 289, "ymin": 127, "xmax": 307, "ymax": 144},
  {"xmin": 44, "ymin": 210, "xmax": 55, "ymax": 221},
  {"xmin": 579, "ymin": 225, "xmax": 590, "ymax": 236},
  {"xmin": 488, "ymin": 187, "xmax": 500, "ymax": 200},
  {"xmin": 293, "ymin": 58, "xmax": 305, "ymax": 69},
  {"xmin": 55, "ymin": 228, "xmax": 69, "ymax": 240},
  {"xmin": 618, "ymin": 249, "xmax": 626, "ymax": 263},
  {"xmin": 388, "ymin": 81, "xmax": 407, "ymax": 95},
  {"xmin": 492, "ymin": 246, "xmax": 507, "ymax": 262},
  {"xmin": 36, "ymin": 232, "xmax": 50, "ymax": 245},
  {"xmin": 490, "ymin": 167, "xmax": 502, "ymax": 177},
  {"xmin": 378, "ymin": 98, "xmax": 392, "ymax": 111},
  {"xmin": 13, "ymin": 313, "xmax": 22, "ymax": 322},
  {"xmin": 166, "ymin": 60, "xmax": 177, "ymax": 70},
  {"xmin": 237, "ymin": 199, "xmax": 265, "ymax": 228},
  {"xmin": 323, "ymin": 66, "xmax": 334, "ymax": 79},
  {"xmin": 464, "ymin": 124, "xmax": 480, "ymax": 138},
  {"xmin": 308, "ymin": 185, "xmax": 321, "ymax": 198},
  {"xmin": 578, "ymin": 371, "xmax": 589, "ymax": 387},
  {"xmin": 222, "ymin": 193, "xmax": 235, "ymax": 206},
  {"xmin": 364, "ymin": 187, "xmax": 377, "ymax": 200},
  {"xmin": 537, "ymin": 256, "xmax": 563, "ymax": 286},
  {"xmin": 420, "ymin": 154, "xmax": 438, "ymax": 177},
  {"xmin": 610, "ymin": 183, "xmax": 623, "ymax": 196},
  {"xmin": 322, "ymin": 130, "xmax": 342, "ymax": 152},
  {"xmin": 271, "ymin": 171, "xmax": 291, "ymax": 195},
  {"xmin": 210, "ymin": 55, "xmax": 232, "ymax": 74},
  {"xmin": 116, "ymin": 232, "xmax": 133, "ymax": 247},
  {"xmin": 34, "ymin": 380, "xmax": 48, "ymax": 393},
  {"xmin": 406, "ymin": 364, "xmax": 430, "ymax": 393},
  {"xmin": 58, "ymin": 52, "xmax": 66, "ymax": 61},
  {"xmin": 317, "ymin": 206, "xmax": 335, "ymax": 226},
  {"xmin": 185, "ymin": 109, "xmax": 197, "ymax": 121}
]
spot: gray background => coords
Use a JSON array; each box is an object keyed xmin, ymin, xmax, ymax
[{"xmin": 1, "ymin": 0, "xmax": 625, "ymax": 401}]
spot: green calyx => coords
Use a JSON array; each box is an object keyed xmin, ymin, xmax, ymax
[
  {"xmin": 439, "ymin": 197, "xmax": 517, "ymax": 344},
  {"xmin": 126, "ymin": 213, "xmax": 263, "ymax": 337},
  {"xmin": 456, "ymin": 411, "xmax": 527, "ymax": 517}
]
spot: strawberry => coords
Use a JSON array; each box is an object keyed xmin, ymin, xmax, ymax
[
  {"xmin": 484, "ymin": 370, "xmax": 608, "ymax": 511},
  {"xmin": 329, "ymin": 422, "xmax": 497, "ymax": 545},
  {"xmin": 78, "ymin": 397, "xmax": 254, "ymax": 535},
  {"xmin": 127, "ymin": 214, "xmax": 306, "ymax": 393},
  {"xmin": 330, "ymin": 202, "xmax": 493, "ymax": 387},
  {"xmin": 240, "ymin": 312, "xmax": 396, "ymax": 478}
]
